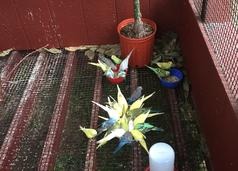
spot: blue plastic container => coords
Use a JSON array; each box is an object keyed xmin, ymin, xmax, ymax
[{"xmin": 159, "ymin": 68, "xmax": 183, "ymax": 88}]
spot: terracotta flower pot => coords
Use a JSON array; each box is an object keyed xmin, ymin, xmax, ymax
[{"xmin": 117, "ymin": 18, "xmax": 157, "ymax": 68}]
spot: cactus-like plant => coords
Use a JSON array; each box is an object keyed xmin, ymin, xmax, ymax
[
  {"xmin": 121, "ymin": 0, "xmax": 153, "ymax": 39},
  {"xmin": 133, "ymin": 0, "xmax": 145, "ymax": 38}
]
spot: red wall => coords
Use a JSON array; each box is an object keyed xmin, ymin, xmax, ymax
[
  {"xmin": 3, "ymin": 0, "xmax": 238, "ymax": 170},
  {"xmin": 0, "ymin": 0, "xmax": 179, "ymax": 51},
  {"xmin": 178, "ymin": 0, "xmax": 238, "ymax": 170}
]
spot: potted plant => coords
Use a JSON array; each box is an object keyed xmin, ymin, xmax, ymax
[
  {"xmin": 89, "ymin": 50, "xmax": 133, "ymax": 84},
  {"xmin": 80, "ymin": 86, "xmax": 163, "ymax": 153},
  {"xmin": 117, "ymin": 0, "xmax": 157, "ymax": 68}
]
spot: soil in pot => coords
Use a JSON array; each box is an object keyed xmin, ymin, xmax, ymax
[{"xmin": 120, "ymin": 23, "xmax": 154, "ymax": 39}]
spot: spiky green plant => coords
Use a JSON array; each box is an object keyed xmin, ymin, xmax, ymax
[{"xmin": 80, "ymin": 86, "xmax": 163, "ymax": 153}]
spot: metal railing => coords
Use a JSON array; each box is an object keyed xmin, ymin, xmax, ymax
[{"xmin": 194, "ymin": 0, "xmax": 238, "ymax": 100}]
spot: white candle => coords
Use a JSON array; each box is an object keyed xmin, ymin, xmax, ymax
[{"xmin": 149, "ymin": 143, "xmax": 175, "ymax": 171}]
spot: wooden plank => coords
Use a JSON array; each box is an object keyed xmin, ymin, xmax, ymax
[
  {"xmin": 150, "ymin": 0, "xmax": 179, "ymax": 31},
  {"xmin": 6, "ymin": 26, "xmax": 32, "ymax": 50},
  {"xmin": 0, "ymin": 1, "xmax": 29, "ymax": 50},
  {"xmin": 179, "ymin": 1, "xmax": 238, "ymax": 170},
  {"xmin": 82, "ymin": 0, "xmax": 118, "ymax": 44},
  {"xmin": 47, "ymin": 0, "xmax": 88, "ymax": 47},
  {"xmin": 140, "ymin": 0, "xmax": 150, "ymax": 19},
  {"xmin": 0, "ymin": 27, "xmax": 12, "ymax": 51},
  {"xmin": 0, "ymin": 0, "xmax": 180, "ymax": 49},
  {"xmin": 115, "ymin": 0, "xmax": 134, "ymax": 23},
  {"xmin": 12, "ymin": 0, "xmax": 60, "ymax": 49},
  {"xmin": 0, "ymin": 1, "xmax": 22, "ymax": 27},
  {"xmin": 115, "ymin": 0, "xmax": 150, "ymax": 23}
]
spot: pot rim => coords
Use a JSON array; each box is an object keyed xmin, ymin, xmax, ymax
[{"xmin": 117, "ymin": 18, "xmax": 157, "ymax": 41}]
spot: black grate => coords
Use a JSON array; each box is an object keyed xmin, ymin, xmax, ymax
[
  {"xmin": 10, "ymin": 53, "xmax": 67, "ymax": 170},
  {"xmin": 54, "ymin": 52, "xmax": 97, "ymax": 171},
  {"xmin": 54, "ymin": 55, "xmax": 210, "ymax": 171},
  {"xmin": 137, "ymin": 68, "xmax": 175, "ymax": 169},
  {"xmin": 0, "ymin": 53, "xmax": 38, "ymax": 146},
  {"xmin": 193, "ymin": 0, "xmax": 238, "ymax": 100},
  {"xmin": 0, "ymin": 50, "xmax": 211, "ymax": 170},
  {"xmin": 176, "ymin": 85, "xmax": 210, "ymax": 171},
  {"xmin": 96, "ymin": 71, "xmax": 132, "ymax": 171}
]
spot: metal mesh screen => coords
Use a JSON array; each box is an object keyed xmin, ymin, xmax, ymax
[
  {"xmin": 55, "ymin": 52, "xmax": 97, "ymax": 170},
  {"xmin": 193, "ymin": 0, "xmax": 238, "ymax": 100},
  {"xmin": 0, "ymin": 54, "xmax": 38, "ymax": 146},
  {"xmin": 96, "ymin": 73, "xmax": 132, "ymax": 171},
  {"xmin": 0, "ymin": 51, "xmax": 210, "ymax": 170},
  {"xmin": 136, "ymin": 69, "xmax": 174, "ymax": 168},
  {"xmin": 10, "ymin": 53, "xmax": 67, "ymax": 170},
  {"xmin": 176, "ymin": 86, "xmax": 211, "ymax": 171},
  {"xmin": 54, "ymin": 63, "xmax": 209, "ymax": 170}
]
